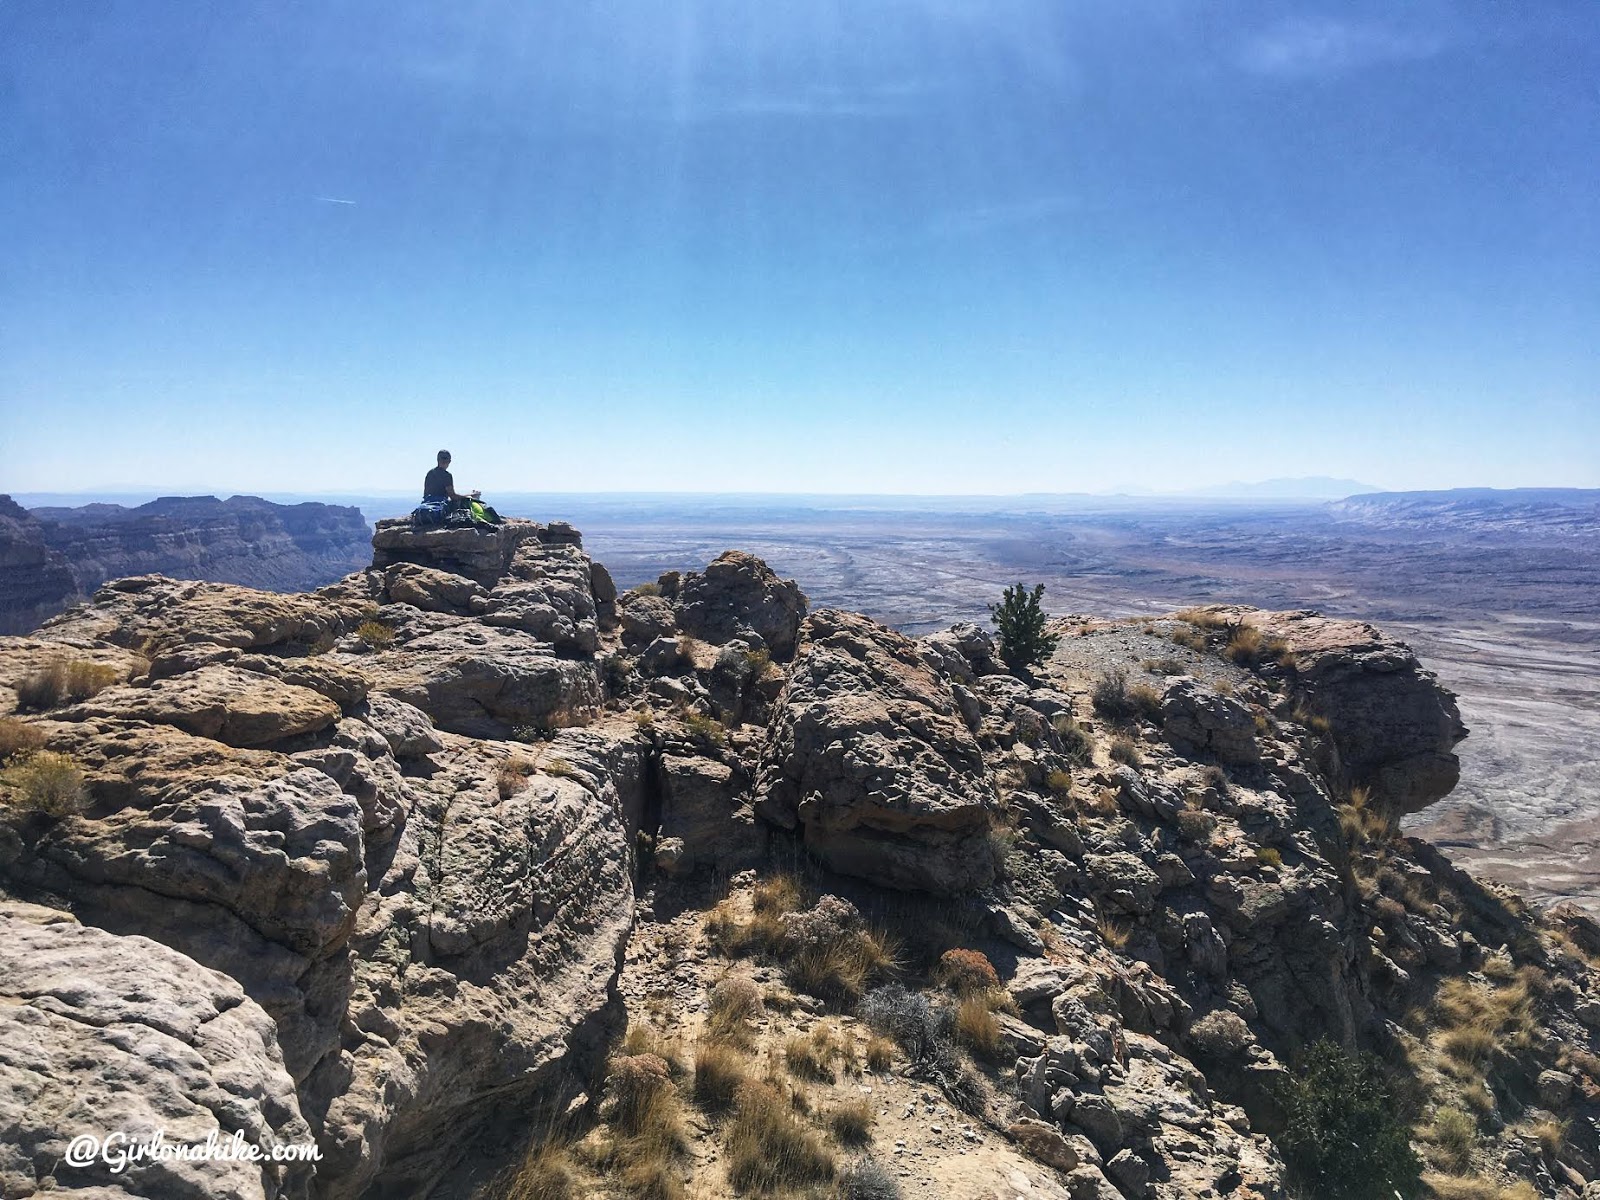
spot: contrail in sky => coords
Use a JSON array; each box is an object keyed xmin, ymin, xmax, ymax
[{"xmin": 315, "ymin": 196, "xmax": 357, "ymax": 205}]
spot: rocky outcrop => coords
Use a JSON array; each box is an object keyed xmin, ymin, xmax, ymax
[
  {"xmin": 1, "ymin": 495, "xmax": 372, "ymax": 636},
  {"xmin": 665, "ymin": 550, "xmax": 808, "ymax": 659},
  {"xmin": 369, "ymin": 517, "xmax": 577, "ymax": 588},
  {"xmin": 755, "ymin": 608, "xmax": 996, "ymax": 893},
  {"xmin": 5, "ymin": 532, "xmax": 1595, "ymax": 1200},
  {"xmin": 0, "ymin": 536, "xmax": 648, "ymax": 1198},
  {"xmin": 1248, "ymin": 608, "xmax": 1469, "ymax": 812}
]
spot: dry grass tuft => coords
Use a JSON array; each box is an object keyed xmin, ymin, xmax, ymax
[
  {"xmin": 828, "ymin": 1098, "xmax": 875, "ymax": 1146},
  {"xmin": 499, "ymin": 1140, "xmax": 579, "ymax": 1200},
  {"xmin": 1256, "ymin": 846, "xmax": 1283, "ymax": 868},
  {"xmin": 1109, "ymin": 735, "xmax": 1143, "ymax": 767},
  {"xmin": 1176, "ymin": 807, "xmax": 1214, "ymax": 843},
  {"xmin": 1339, "ymin": 785, "xmax": 1396, "ymax": 848},
  {"xmin": 355, "ymin": 619, "xmax": 395, "ymax": 649},
  {"xmin": 725, "ymin": 1081, "xmax": 835, "ymax": 1193},
  {"xmin": 1431, "ymin": 974, "xmax": 1539, "ymax": 1083},
  {"xmin": 1090, "ymin": 670, "xmax": 1162, "ymax": 723},
  {"xmin": 790, "ymin": 927, "xmax": 897, "ymax": 1006},
  {"xmin": 495, "ymin": 755, "xmax": 534, "ymax": 798},
  {"xmin": 1169, "ymin": 626, "xmax": 1208, "ymax": 651},
  {"xmin": 753, "ymin": 874, "xmax": 806, "ymax": 916},
  {"xmin": 785, "ymin": 1023, "xmax": 850, "ymax": 1082},
  {"xmin": 601, "ymin": 1055, "xmax": 687, "ymax": 1200},
  {"xmin": 1529, "ymin": 1117, "xmax": 1566, "ymax": 1159},
  {"xmin": 15, "ymin": 659, "xmax": 122, "ymax": 711},
  {"xmin": 865, "ymin": 1037, "xmax": 895, "ymax": 1073},
  {"xmin": 621, "ymin": 1026, "xmax": 686, "ymax": 1075},
  {"xmin": 1051, "ymin": 714, "xmax": 1094, "ymax": 766},
  {"xmin": 1224, "ymin": 625, "xmax": 1264, "ymax": 664},
  {"xmin": 707, "ymin": 876, "xmax": 806, "ymax": 961},
  {"xmin": 1423, "ymin": 1174, "xmax": 1538, "ymax": 1200},
  {"xmin": 1293, "ymin": 705, "xmax": 1332, "ymax": 734},
  {"xmin": 0, "ymin": 716, "xmax": 46, "ymax": 761},
  {"xmin": 1176, "ymin": 607, "xmax": 1230, "ymax": 630},
  {"xmin": 680, "ymin": 710, "xmax": 727, "ymax": 748},
  {"xmin": 954, "ymin": 996, "xmax": 1001, "ymax": 1060},
  {"xmin": 692, "ymin": 1040, "xmax": 750, "ymax": 1116},
  {"xmin": 1141, "ymin": 656, "xmax": 1186, "ymax": 675},
  {"xmin": 543, "ymin": 756, "xmax": 577, "ymax": 778},
  {"xmin": 1045, "ymin": 768, "xmax": 1073, "ymax": 796},
  {"xmin": 1423, "ymin": 1107, "xmax": 1477, "ymax": 1172},
  {"xmin": 1096, "ymin": 912, "xmax": 1132, "ymax": 951},
  {"xmin": 705, "ymin": 974, "xmax": 763, "ymax": 1046}
]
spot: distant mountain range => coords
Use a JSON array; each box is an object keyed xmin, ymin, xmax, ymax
[
  {"xmin": 1329, "ymin": 488, "xmax": 1600, "ymax": 538},
  {"xmin": 1180, "ymin": 476, "xmax": 1382, "ymax": 500},
  {"xmin": 0, "ymin": 494, "xmax": 371, "ymax": 634}
]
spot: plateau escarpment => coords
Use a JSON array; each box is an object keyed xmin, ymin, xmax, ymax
[
  {"xmin": 0, "ymin": 494, "xmax": 373, "ymax": 635},
  {"xmin": 1, "ymin": 521, "xmax": 1597, "ymax": 1200}
]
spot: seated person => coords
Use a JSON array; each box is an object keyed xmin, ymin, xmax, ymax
[{"xmin": 423, "ymin": 450, "xmax": 479, "ymax": 509}]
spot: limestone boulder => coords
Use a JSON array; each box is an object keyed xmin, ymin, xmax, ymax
[
  {"xmin": 673, "ymin": 551, "xmax": 807, "ymax": 659},
  {"xmin": 361, "ymin": 623, "xmax": 600, "ymax": 738},
  {"xmin": 66, "ymin": 665, "xmax": 341, "ymax": 748},
  {"xmin": 1160, "ymin": 677, "xmax": 1261, "ymax": 765},
  {"xmin": 381, "ymin": 562, "xmax": 486, "ymax": 613},
  {"xmin": 0, "ymin": 903, "xmax": 316, "ymax": 1200},
  {"xmin": 918, "ymin": 620, "xmax": 1003, "ymax": 684},
  {"xmin": 1247, "ymin": 608, "xmax": 1468, "ymax": 812},
  {"xmin": 43, "ymin": 575, "xmax": 365, "ymax": 659},
  {"xmin": 235, "ymin": 653, "xmax": 370, "ymax": 710},
  {"xmin": 755, "ymin": 608, "xmax": 995, "ymax": 894},
  {"xmin": 369, "ymin": 518, "xmax": 546, "ymax": 587},
  {"xmin": 359, "ymin": 692, "xmax": 443, "ymax": 759},
  {"xmin": 619, "ymin": 592, "xmax": 677, "ymax": 647},
  {"xmin": 654, "ymin": 753, "xmax": 765, "ymax": 876},
  {"xmin": 477, "ymin": 541, "xmax": 605, "ymax": 654}
]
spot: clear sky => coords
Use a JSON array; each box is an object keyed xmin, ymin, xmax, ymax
[{"xmin": 2, "ymin": 1, "xmax": 1596, "ymax": 496}]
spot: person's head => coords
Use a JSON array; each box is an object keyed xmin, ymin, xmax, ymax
[{"xmin": 437, "ymin": 450, "xmax": 451, "ymax": 467}]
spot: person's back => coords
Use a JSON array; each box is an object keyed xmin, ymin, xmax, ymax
[
  {"xmin": 424, "ymin": 450, "xmax": 466, "ymax": 502},
  {"xmin": 423, "ymin": 461, "xmax": 453, "ymax": 500}
]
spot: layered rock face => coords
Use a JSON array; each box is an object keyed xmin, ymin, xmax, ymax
[
  {"xmin": 0, "ymin": 494, "xmax": 372, "ymax": 635},
  {"xmin": 0, "ymin": 496, "xmax": 79, "ymax": 635},
  {"xmin": 2, "ymin": 527, "xmax": 1595, "ymax": 1200}
]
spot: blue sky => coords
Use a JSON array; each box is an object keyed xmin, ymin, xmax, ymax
[{"xmin": 2, "ymin": 1, "xmax": 1596, "ymax": 495}]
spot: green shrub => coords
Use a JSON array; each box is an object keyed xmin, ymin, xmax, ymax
[
  {"xmin": 1277, "ymin": 1040, "xmax": 1420, "ymax": 1199},
  {"xmin": 988, "ymin": 583, "xmax": 1060, "ymax": 675},
  {"xmin": 0, "ymin": 750, "xmax": 87, "ymax": 816},
  {"xmin": 355, "ymin": 620, "xmax": 395, "ymax": 649},
  {"xmin": 680, "ymin": 711, "xmax": 727, "ymax": 748}
]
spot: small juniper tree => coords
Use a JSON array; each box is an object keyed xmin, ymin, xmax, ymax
[
  {"xmin": 989, "ymin": 583, "xmax": 1060, "ymax": 676},
  {"xmin": 1277, "ymin": 1039, "xmax": 1420, "ymax": 1200}
]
